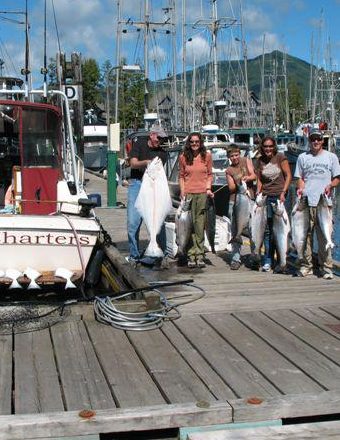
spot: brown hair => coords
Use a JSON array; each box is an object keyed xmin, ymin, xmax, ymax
[
  {"xmin": 260, "ymin": 135, "xmax": 278, "ymax": 156},
  {"xmin": 183, "ymin": 132, "xmax": 206, "ymax": 165},
  {"xmin": 227, "ymin": 144, "xmax": 240, "ymax": 157}
]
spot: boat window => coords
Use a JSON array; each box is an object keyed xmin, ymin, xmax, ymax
[
  {"xmin": 0, "ymin": 105, "xmax": 20, "ymax": 158},
  {"xmin": 211, "ymin": 148, "xmax": 229, "ymax": 169},
  {"xmin": 22, "ymin": 108, "xmax": 60, "ymax": 167},
  {"xmin": 167, "ymin": 150, "xmax": 180, "ymax": 183},
  {"xmin": 234, "ymin": 133, "xmax": 250, "ymax": 143},
  {"xmin": 0, "ymin": 106, "xmax": 20, "ymax": 203},
  {"xmin": 84, "ymin": 136, "xmax": 107, "ymax": 144}
]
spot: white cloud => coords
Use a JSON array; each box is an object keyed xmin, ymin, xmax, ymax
[
  {"xmin": 247, "ymin": 33, "xmax": 282, "ymax": 58},
  {"xmin": 242, "ymin": 7, "xmax": 271, "ymax": 32},
  {"xmin": 149, "ymin": 45, "xmax": 166, "ymax": 63},
  {"xmin": 184, "ymin": 35, "xmax": 210, "ymax": 66}
]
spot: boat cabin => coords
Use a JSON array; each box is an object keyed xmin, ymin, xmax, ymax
[{"xmin": 0, "ymin": 100, "xmax": 62, "ymax": 214}]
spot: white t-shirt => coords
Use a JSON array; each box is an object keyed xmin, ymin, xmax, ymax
[{"xmin": 294, "ymin": 150, "xmax": 340, "ymax": 206}]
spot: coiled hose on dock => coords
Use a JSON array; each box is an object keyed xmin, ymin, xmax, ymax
[{"xmin": 93, "ymin": 280, "xmax": 206, "ymax": 331}]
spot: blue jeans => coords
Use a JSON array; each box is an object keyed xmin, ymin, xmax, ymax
[
  {"xmin": 263, "ymin": 195, "xmax": 280, "ymax": 266},
  {"xmin": 127, "ymin": 179, "xmax": 167, "ymax": 260},
  {"xmin": 127, "ymin": 179, "xmax": 143, "ymax": 259}
]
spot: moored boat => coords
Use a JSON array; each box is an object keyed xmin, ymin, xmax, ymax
[{"xmin": 0, "ymin": 81, "xmax": 100, "ymax": 288}]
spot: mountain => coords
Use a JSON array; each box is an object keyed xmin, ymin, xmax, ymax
[{"xmin": 183, "ymin": 50, "xmax": 314, "ymax": 102}]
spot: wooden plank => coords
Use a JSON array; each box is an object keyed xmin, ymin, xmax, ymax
[
  {"xmin": 175, "ymin": 315, "xmax": 280, "ymax": 398},
  {"xmin": 294, "ymin": 307, "xmax": 340, "ymax": 338},
  {"xmin": 85, "ymin": 320, "xmax": 166, "ymax": 407},
  {"xmin": 51, "ymin": 321, "xmax": 115, "ymax": 411},
  {"xmin": 0, "ymin": 332, "xmax": 12, "ymax": 415},
  {"xmin": 321, "ymin": 304, "xmax": 340, "ymax": 320},
  {"xmin": 235, "ymin": 311, "xmax": 340, "ymax": 390},
  {"xmin": 127, "ymin": 328, "xmax": 216, "ymax": 403},
  {"xmin": 177, "ymin": 290, "xmax": 340, "ymax": 315},
  {"xmin": 231, "ymin": 390, "xmax": 340, "ymax": 423},
  {"xmin": 0, "ymin": 401, "xmax": 232, "ymax": 440},
  {"xmin": 264, "ymin": 309, "xmax": 340, "ymax": 369},
  {"xmin": 27, "ymin": 436, "xmax": 99, "ymax": 440},
  {"xmin": 161, "ymin": 322, "xmax": 236, "ymax": 400},
  {"xmin": 14, "ymin": 329, "xmax": 64, "ymax": 414},
  {"xmin": 187, "ymin": 420, "xmax": 340, "ymax": 439},
  {"xmin": 204, "ymin": 313, "xmax": 322, "ymax": 394}
]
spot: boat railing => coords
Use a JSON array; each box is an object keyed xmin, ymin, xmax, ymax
[{"xmin": 76, "ymin": 154, "xmax": 85, "ymax": 187}]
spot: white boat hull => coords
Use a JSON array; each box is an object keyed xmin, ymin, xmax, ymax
[{"xmin": 0, "ymin": 214, "xmax": 100, "ymax": 273}]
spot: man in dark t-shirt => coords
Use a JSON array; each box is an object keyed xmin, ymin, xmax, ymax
[{"xmin": 127, "ymin": 127, "xmax": 168, "ymax": 263}]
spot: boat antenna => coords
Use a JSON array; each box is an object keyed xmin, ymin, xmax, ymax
[
  {"xmin": 22, "ymin": 0, "xmax": 32, "ymax": 95},
  {"xmin": 41, "ymin": 0, "xmax": 48, "ymax": 97}
]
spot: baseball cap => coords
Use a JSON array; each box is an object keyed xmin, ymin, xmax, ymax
[
  {"xmin": 150, "ymin": 125, "xmax": 167, "ymax": 138},
  {"xmin": 309, "ymin": 130, "xmax": 323, "ymax": 140}
]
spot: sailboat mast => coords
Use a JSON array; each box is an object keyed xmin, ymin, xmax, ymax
[
  {"xmin": 212, "ymin": 0, "xmax": 218, "ymax": 107},
  {"xmin": 182, "ymin": 0, "xmax": 187, "ymax": 130},
  {"xmin": 260, "ymin": 34, "xmax": 266, "ymax": 127},
  {"xmin": 283, "ymin": 51, "xmax": 290, "ymax": 130},
  {"xmin": 114, "ymin": 0, "xmax": 121, "ymax": 123},
  {"xmin": 308, "ymin": 33, "xmax": 314, "ymax": 119},
  {"xmin": 239, "ymin": 0, "xmax": 250, "ymax": 127},
  {"xmin": 144, "ymin": 0, "xmax": 150, "ymax": 116},
  {"xmin": 170, "ymin": 0, "xmax": 178, "ymax": 128}
]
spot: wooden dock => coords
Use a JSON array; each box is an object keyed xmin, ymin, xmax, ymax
[{"xmin": 1, "ymin": 172, "xmax": 340, "ymax": 439}]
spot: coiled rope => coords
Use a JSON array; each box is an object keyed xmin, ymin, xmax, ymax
[{"xmin": 93, "ymin": 280, "xmax": 206, "ymax": 331}]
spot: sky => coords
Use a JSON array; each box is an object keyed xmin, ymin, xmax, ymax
[{"xmin": 0, "ymin": 0, "xmax": 340, "ymax": 86}]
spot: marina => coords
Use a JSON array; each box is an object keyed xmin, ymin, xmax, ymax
[
  {"xmin": 0, "ymin": 173, "xmax": 339, "ymax": 439},
  {"xmin": 0, "ymin": 0, "xmax": 340, "ymax": 438}
]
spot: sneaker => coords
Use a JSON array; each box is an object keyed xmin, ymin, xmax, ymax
[
  {"xmin": 197, "ymin": 259, "xmax": 206, "ymax": 268},
  {"xmin": 187, "ymin": 260, "xmax": 197, "ymax": 268},
  {"xmin": 262, "ymin": 263, "xmax": 271, "ymax": 272},
  {"xmin": 230, "ymin": 261, "xmax": 241, "ymax": 270},
  {"xmin": 295, "ymin": 267, "xmax": 313, "ymax": 277},
  {"xmin": 125, "ymin": 256, "xmax": 138, "ymax": 265},
  {"xmin": 322, "ymin": 271, "xmax": 334, "ymax": 280}
]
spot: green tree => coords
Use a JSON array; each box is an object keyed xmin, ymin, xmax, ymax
[
  {"xmin": 118, "ymin": 71, "xmax": 144, "ymax": 129},
  {"xmin": 82, "ymin": 58, "xmax": 101, "ymax": 110},
  {"xmin": 103, "ymin": 58, "xmax": 144, "ymax": 129},
  {"xmin": 47, "ymin": 57, "xmax": 57, "ymax": 86}
]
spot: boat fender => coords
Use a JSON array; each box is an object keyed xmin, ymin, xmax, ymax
[{"xmin": 85, "ymin": 248, "xmax": 104, "ymax": 287}]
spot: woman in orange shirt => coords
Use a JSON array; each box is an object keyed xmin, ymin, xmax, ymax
[{"xmin": 179, "ymin": 132, "xmax": 213, "ymax": 268}]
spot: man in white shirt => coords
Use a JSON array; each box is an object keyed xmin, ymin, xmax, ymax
[{"xmin": 295, "ymin": 131, "xmax": 340, "ymax": 279}]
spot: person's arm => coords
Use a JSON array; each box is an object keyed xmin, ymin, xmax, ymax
[
  {"xmin": 324, "ymin": 176, "xmax": 340, "ymax": 196},
  {"xmin": 206, "ymin": 152, "xmax": 214, "ymax": 198},
  {"xmin": 243, "ymin": 158, "xmax": 257, "ymax": 182},
  {"xmin": 226, "ymin": 171, "xmax": 236, "ymax": 193},
  {"xmin": 179, "ymin": 177, "xmax": 186, "ymax": 200},
  {"xmin": 130, "ymin": 157, "xmax": 150, "ymax": 169},
  {"xmin": 280, "ymin": 158, "xmax": 292, "ymax": 202},
  {"xmin": 296, "ymin": 178, "xmax": 305, "ymax": 197},
  {"xmin": 255, "ymin": 166, "xmax": 262, "ymax": 195},
  {"xmin": 179, "ymin": 154, "xmax": 186, "ymax": 199},
  {"xmin": 294, "ymin": 156, "xmax": 304, "ymax": 196}
]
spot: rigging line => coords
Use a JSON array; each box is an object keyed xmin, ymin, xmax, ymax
[
  {"xmin": 0, "ymin": 15, "xmax": 25, "ymax": 25},
  {"xmin": 51, "ymin": 0, "xmax": 61, "ymax": 54},
  {"xmin": 0, "ymin": 36, "xmax": 19, "ymax": 75},
  {"xmin": 43, "ymin": 0, "xmax": 47, "ymax": 85}
]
